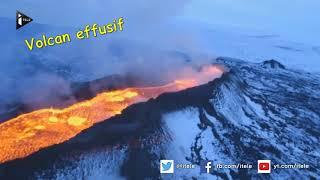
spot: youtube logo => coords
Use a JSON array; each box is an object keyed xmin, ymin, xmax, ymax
[{"xmin": 258, "ymin": 160, "xmax": 271, "ymax": 173}]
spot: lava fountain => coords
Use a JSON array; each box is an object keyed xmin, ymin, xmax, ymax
[{"xmin": 0, "ymin": 65, "xmax": 223, "ymax": 163}]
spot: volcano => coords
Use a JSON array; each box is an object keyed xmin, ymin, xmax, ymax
[
  {"xmin": 0, "ymin": 65, "xmax": 223, "ymax": 164},
  {"xmin": 0, "ymin": 57, "xmax": 319, "ymax": 179}
]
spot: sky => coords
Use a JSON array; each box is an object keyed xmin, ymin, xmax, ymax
[
  {"xmin": 1, "ymin": 0, "xmax": 319, "ymax": 45},
  {"xmin": 180, "ymin": 0, "xmax": 320, "ymax": 45},
  {"xmin": 1, "ymin": 0, "xmax": 320, "ymax": 72}
]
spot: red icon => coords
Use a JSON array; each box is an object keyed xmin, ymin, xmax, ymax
[
  {"xmin": 259, "ymin": 163, "xmax": 270, "ymax": 170},
  {"xmin": 258, "ymin": 160, "xmax": 271, "ymax": 173}
]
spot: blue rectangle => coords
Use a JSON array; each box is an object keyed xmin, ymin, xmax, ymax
[{"xmin": 200, "ymin": 160, "xmax": 214, "ymax": 174}]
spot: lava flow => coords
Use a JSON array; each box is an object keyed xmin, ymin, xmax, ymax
[{"xmin": 0, "ymin": 65, "xmax": 223, "ymax": 163}]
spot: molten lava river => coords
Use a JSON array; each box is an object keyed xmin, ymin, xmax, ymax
[{"xmin": 0, "ymin": 65, "xmax": 223, "ymax": 163}]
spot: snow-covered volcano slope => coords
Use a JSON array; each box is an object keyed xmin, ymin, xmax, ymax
[
  {"xmin": 163, "ymin": 58, "xmax": 320, "ymax": 179},
  {"xmin": 0, "ymin": 58, "xmax": 319, "ymax": 180}
]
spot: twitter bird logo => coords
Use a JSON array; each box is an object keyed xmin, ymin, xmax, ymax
[
  {"xmin": 162, "ymin": 162, "xmax": 172, "ymax": 171},
  {"xmin": 160, "ymin": 160, "xmax": 174, "ymax": 173}
]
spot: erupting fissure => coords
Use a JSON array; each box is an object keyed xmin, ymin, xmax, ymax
[{"xmin": 0, "ymin": 65, "xmax": 223, "ymax": 163}]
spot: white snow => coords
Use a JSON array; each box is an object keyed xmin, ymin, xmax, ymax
[{"xmin": 161, "ymin": 107, "xmax": 237, "ymax": 178}]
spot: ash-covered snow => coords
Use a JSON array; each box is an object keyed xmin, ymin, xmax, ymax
[{"xmin": 34, "ymin": 147, "xmax": 128, "ymax": 180}]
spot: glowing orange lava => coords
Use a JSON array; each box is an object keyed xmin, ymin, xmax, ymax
[{"xmin": 0, "ymin": 65, "xmax": 223, "ymax": 163}]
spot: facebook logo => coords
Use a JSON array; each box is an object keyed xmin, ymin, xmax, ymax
[{"xmin": 200, "ymin": 160, "xmax": 213, "ymax": 173}]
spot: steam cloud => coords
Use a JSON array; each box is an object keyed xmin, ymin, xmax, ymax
[{"xmin": 0, "ymin": 0, "xmax": 217, "ymax": 119}]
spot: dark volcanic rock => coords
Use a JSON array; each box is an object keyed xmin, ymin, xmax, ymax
[{"xmin": 262, "ymin": 59, "xmax": 285, "ymax": 69}]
